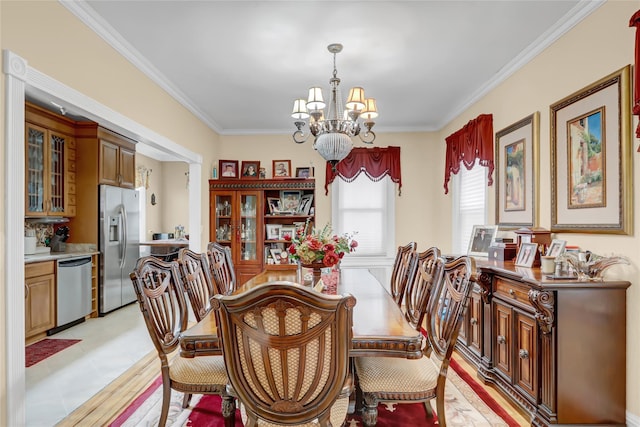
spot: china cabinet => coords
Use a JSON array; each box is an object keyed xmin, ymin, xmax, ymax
[
  {"xmin": 25, "ymin": 102, "xmax": 77, "ymax": 217},
  {"xmin": 209, "ymin": 178, "xmax": 315, "ymax": 284},
  {"xmin": 456, "ymin": 260, "xmax": 629, "ymax": 426}
]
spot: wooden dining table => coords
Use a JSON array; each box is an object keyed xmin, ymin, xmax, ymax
[{"xmin": 179, "ymin": 267, "xmax": 424, "ymax": 359}]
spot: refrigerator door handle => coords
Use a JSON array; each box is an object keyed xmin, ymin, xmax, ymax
[{"xmin": 119, "ymin": 205, "xmax": 127, "ymax": 269}]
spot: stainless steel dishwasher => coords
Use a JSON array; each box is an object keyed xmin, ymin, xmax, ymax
[{"xmin": 56, "ymin": 256, "xmax": 93, "ymax": 329}]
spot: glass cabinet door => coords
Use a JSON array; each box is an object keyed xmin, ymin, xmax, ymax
[
  {"xmin": 239, "ymin": 193, "xmax": 258, "ymax": 261},
  {"xmin": 25, "ymin": 124, "xmax": 68, "ymax": 216},
  {"xmin": 48, "ymin": 132, "xmax": 66, "ymax": 213},
  {"xmin": 214, "ymin": 193, "xmax": 233, "ymax": 244},
  {"xmin": 26, "ymin": 124, "xmax": 47, "ymax": 214}
]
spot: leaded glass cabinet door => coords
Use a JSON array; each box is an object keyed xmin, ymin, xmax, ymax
[
  {"xmin": 47, "ymin": 131, "xmax": 67, "ymax": 215},
  {"xmin": 25, "ymin": 123, "xmax": 47, "ymax": 215},
  {"xmin": 25, "ymin": 124, "xmax": 68, "ymax": 216}
]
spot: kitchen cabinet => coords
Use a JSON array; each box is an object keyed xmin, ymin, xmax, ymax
[
  {"xmin": 25, "ymin": 103, "xmax": 77, "ymax": 217},
  {"xmin": 73, "ymin": 124, "xmax": 137, "ymax": 245},
  {"xmin": 99, "ymin": 136, "xmax": 135, "ymax": 188},
  {"xmin": 25, "ymin": 261, "xmax": 56, "ymax": 342},
  {"xmin": 209, "ymin": 178, "xmax": 315, "ymax": 285},
  {"xmin": 456, "ymin": 261, "xmax": 629, "ymax": 426}
]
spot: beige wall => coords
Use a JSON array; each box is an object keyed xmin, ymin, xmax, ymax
[
  {"xmin": 437, "ymin": 1, "xmax": 640, "ymax": 415},
  {"xmin": 2, "ymin": 0, "xmax": 639, "ymax": 422},
  {"xmin": 135, "ymin": 154, "xmax": 163, "ymax": 241},
  {"xmin": 218, "ymin": 132, "xmax": 448, "ymax": 248},
  {"xmin": 161, "ymin": 161, "xmax": 190, "ymax": 234}
]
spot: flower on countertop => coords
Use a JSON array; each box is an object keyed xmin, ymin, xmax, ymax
[{"xmin": 285, "ymin": 220, "xmax": 357, "ymax": 267}]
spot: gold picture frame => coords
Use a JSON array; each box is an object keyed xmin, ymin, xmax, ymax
[
  {"xmin": 550, "ymin": 65, "xmax": 632, "ymax": 234},
  {"xmin": 495, "ymin": 112, "xmax": 539, "ymax": 228}
]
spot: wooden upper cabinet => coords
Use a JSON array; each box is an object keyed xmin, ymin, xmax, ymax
[
  {"xmin": 25, "ymin": 103, "xmax": 76, "ymax": 217},
  {"xmin": 98, "ymin": 129, "xmax": 136, "ymax": 189}
]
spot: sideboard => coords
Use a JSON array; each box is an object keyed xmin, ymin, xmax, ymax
[{"xmin": 455, "ymin": 259, "xmax": 629, "ymax": 427}]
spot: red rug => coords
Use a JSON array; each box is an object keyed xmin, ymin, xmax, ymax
[
  {"xmin": 25, "ymin": 338, "xmax": 81, "ymax": 367},
  {"xmin": 110, "ymin": 354, "xmax": 522, "ymax": 426}
]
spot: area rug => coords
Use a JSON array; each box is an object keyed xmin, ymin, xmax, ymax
[
  {"xmin": 110, "ymin": 355, "xmax": 521, "ymax": 426},
  {"xmin": 25, "ymin": 338, "xmax": 81, "ymax": 367}
]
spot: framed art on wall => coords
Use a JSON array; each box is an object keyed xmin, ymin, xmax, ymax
[
  {"xmin": 495, "ymin": 112, "xmax": 539, "ymax": 228},
  {"xmin": 550, "ymin": 65, "xmax": 632, "ymax": 234}
]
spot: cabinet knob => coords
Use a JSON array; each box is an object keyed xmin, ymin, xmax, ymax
[
  {"xmin": 509, "ymin": 289, "xmax": 515, "ymax": 297},
  {"xmin": 497, "ymin": 335, "xmax": 506, "ymax": 344},
  {"xmin": 519, "ymin": 349, "xmax": 529, "ymax": 359},
  {"xmin": 470, "ymin": 317, "xmax": 478, "ymax": 325}
]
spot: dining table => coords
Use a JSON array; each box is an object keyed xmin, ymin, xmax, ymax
[{"xmin": 179, "ymin": 267, "xmax": 424, "ymax": 359}]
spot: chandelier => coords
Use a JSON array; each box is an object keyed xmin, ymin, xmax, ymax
[{"xmin": 291, "ymin": 43, "xmax": 378, "ymax": 168}]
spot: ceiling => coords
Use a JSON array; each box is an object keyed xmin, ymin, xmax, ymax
[{"xmin": 59, "ymin": 1, "xmax": 600, "ymax": 138}]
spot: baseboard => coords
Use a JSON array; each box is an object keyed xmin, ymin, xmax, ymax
[{"xmin": 628, "ymin": 410, "xmax": 640, "ymax": 427}]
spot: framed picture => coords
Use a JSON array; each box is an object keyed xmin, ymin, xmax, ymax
[
  {"xmin": 219, "ymin": 160, "xmax": 239, "ymax": 179},
  {"xmin": 279, "ymin": 226, "xmax": 295, "ymax": 240},
  {"xmin": 259, "ymin": 167, "xmax": 266, "ymax": 179},
  {"xmin": 267, "ymin": 197, "xmax": 281, "ymax": 214},
  {"xmin": 546, "ymin": 239, "xmax": 567, "ymax": 257},
  {"xmin": 515, "ymin": 242, "xmax": 538, "ymax": 267},
  {"xmin": 241, "ymin": 161, "xmax": 260, "ymax": 178},
  {"xmin": 295, "ymin": 167, "xmax": 313, "ymax": 178},
  {"xmin": 273, "ymin": 160, "xmax": 292, "ymax": 178},
  {"xmin": 280, "ymin": 190, "xmax": 302, "ymax": 212},
  {"xmin": 298, "ymin": 194, "xmax": 314, "ymax": 215},
  {"xmin": 269, "ymin": 248, "xmax": 282, "ymax": 262},
  {"xmin": 495, "ymin": 112, "xmax": 539, "ymax": 228},
  {"xmin": 467, "ymin": 225, "xmax": 498, "ymax": 257},
  {"xmin": 265, "ymin": 224, "xmax": 280, "ymax": 240},
  {"xmin": 550, "ymin": 65, "xmax": 632, "ymax": 234}
]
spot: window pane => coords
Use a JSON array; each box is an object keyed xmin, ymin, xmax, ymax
[
  {"xmin": 333, "ymin": 175, "xmax": 393, "ymax": 258},
  {"xmin": 453, "ymin": 164, "xmax": 487, "ymax": 254}
]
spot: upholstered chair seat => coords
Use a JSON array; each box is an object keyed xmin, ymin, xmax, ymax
[{"xmin": 169, "ymin": 355, "xmax": 228, "ymax": 389}]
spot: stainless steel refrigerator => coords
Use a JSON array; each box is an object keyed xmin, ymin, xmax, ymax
[{"xmin": 99, "ymin": 185, "xmax": 140, "ymax": 314}]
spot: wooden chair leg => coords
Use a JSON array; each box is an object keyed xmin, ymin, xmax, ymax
[
  {"xmin": 182, "ymin": 392, "xmax": 192, "ymax": 408},
  {"xmin": 159, "ymin": 381, "xmax": 171, "ymax": 427},
  {"xmin": 424, "ymin": 400, "xmax": 434, "ymax": 418},
  {"xmin": 222, "ymin": 395, "xmax": 236, "ymax": 427},
  {"xmin": 361, "ymin": 393, "xmax": 379, "ymax": 427},
  {"xmin": 436, "ymin": 388, "xmax": 446, "ymax": 427}
]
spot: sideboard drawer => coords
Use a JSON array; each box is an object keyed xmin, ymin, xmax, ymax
[{"xmin": 494, "ymin": 278, "xmax": 531, "ymax": 308}]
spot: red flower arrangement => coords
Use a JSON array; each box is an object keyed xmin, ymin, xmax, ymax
[{"xmin": 285, "ymin": 221, "xmax": 357, "ymax": 268}]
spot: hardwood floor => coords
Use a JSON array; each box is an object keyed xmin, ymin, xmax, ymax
[{"xmin": 59, "ymin": 350, "xmax": 530, "ymax": 426}]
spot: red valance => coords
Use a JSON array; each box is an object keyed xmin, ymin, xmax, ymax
[
  {"xmin": 629, "ymin": 10, "xmax": 640, "ymax": 145},
  {"xmin": 324, "ymin": 146, "xmax": 402, "ymax": 195},
  {"xmin": 443, "ymin": 113, "xmax": 494, "ymax": 194}
]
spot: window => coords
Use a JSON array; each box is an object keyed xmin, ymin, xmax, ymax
[
  {"xmin": 332, "ymin": 174, "xmax": 395, "ymax": 265},
  {"xmin": 452, "ymin": 162, "xmax": 488, "ymax": 254}
]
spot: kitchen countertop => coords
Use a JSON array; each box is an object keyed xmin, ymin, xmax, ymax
[{"xmin": 24, "ymin": 250, "xmax": 99, "ymax": 264}]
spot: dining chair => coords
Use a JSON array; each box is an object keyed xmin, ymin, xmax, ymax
[
  {"xmin": 403, "ymin": 246, "xmax": 442, "ymax": 332},
  {"xmin": 129, "ymin": 256, "xmax": 235, "ymax": 427},
  {"xmin": 176, "ymin": 248, "xmax": 217, "ymax": 321},
  {"xmin": 207, "ymin": 242, "xmax": 236, "ymax": 294},
  {"xmin": 212, "ymin": 281, "xmax": 356, "ymax": 426},
  {"xmin": 389, "ymin": 242, "xmax": 417, "ymax": 307},
  {"xmin": 354, "ymin": 255, "xmax": 476, "ymax": 427}
]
